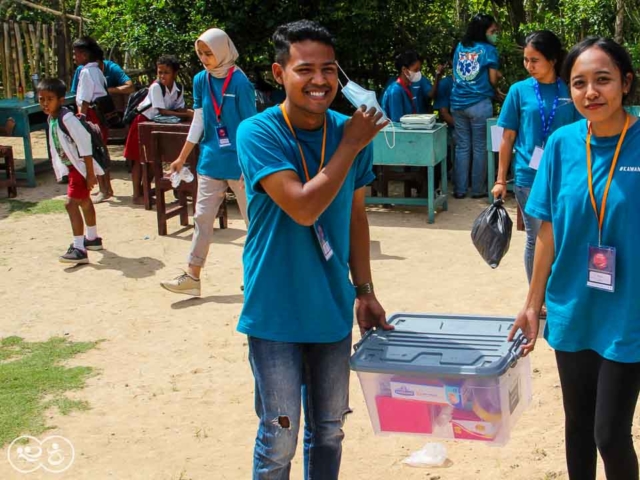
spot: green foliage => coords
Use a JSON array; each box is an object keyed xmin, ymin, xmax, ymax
[
  {"xmin": 7, "ymin": 0, "xmax": 640, "ymax": 101},
  {"xmin": 0, "ymin": 336, "xmax": 99, "ymax": 447}
]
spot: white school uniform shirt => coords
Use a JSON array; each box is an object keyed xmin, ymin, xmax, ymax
[
  {"xmin": 48, "ymin": 110, "xmax": 105, "ymax": 180},
  {"xmin": 138, "ymin": 81, "xmax": 185, "ymax": 119},
  {"xmin": 76, "ymin": 62, "xmax": 108, "ymax": 107}
]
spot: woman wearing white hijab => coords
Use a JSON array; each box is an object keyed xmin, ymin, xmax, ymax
[{"xmin": 161, "ymin": 28, "xmax": 257, "ymax": 297}]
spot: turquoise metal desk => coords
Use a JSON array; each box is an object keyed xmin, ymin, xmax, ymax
[
  {"xmin": 0, "ymin": 95, "xmax": 76, "ymax": 187},
  {"xmin": 367, "ymin": 122, "xmax": 448, "ymax": 224}
]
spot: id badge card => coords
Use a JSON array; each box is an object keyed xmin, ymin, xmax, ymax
[
  {"xmin": 587, "ymin": 245, "xmax": 616, "ymax": 292},
  {"xmin": 216, "ymin": 125, "xmax": 232, "ymax": 148},
  {"xmin": 313, "ymin": 222, "xmax": 334, "ymax": 261},
  {"xmin": 529, "ymin": 146, "xmax": 544, "ymax": 171}
]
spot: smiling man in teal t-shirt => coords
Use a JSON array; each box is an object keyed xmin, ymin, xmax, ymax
[{"xmin": 236, "ymin": 20, "xmax": 392, "ymax": 479}]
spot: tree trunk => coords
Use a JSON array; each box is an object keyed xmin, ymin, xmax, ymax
[{"xmin": 615, "ymin": 0, "xmax": 624, "ymax": 44}]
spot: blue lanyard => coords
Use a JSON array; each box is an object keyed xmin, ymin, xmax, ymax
[{"xmin": 533, "ymin": 79, "xmax": 560, "ymax": 147}]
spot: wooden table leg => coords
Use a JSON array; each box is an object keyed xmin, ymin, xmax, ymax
[{"xmin": 142, "ymin": 161, "xmax": 152, "ymax": 210}]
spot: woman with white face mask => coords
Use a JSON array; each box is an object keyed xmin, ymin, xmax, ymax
[{"xmin": 381, "ymin": 50, "xmax": 441, "ymax": 122}]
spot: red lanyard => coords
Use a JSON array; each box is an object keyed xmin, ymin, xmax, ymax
[
  {"xmin": 396, "ymin": 77, "xmax": 416, "ymax": 114},
  {"xmin": 280, "ymin": 104, "xmax": 326, "ymax": 182},
  {"xmin": 586, "ymin": 113, "xmax": 630, "ymax": 245},
  {"xmin": 207, "ymin": 66, "xmax": 235, "ymax": 123}
]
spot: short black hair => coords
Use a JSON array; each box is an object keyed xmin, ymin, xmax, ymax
[
  {"xmin": 562, "ymin": 36, "xmax": 637, "ymax": 104},
  {"xmin": 273, "ymin": 20, "xmax": 336, "ymax": 65},
  {"xmin": 525, "ymin": 30, "xmax": 565, "ymax": 77},
  {"xmin": 72, "ymin": 36, "xmax": 102, "ymax": 62},
  {"xmin": 394, "ymin": 50, "xmax": 420, "ymax": 73},
  {"xmin": 37, "ymin": 78, "xmax": 66, "ymax": 98},
  {"xmin": 461, "ymin": 14, "xmax": 497, "ymax": 47},
  {"xmin": 157, "ymin": 54, "xmax": 181, "ymax": 72}
]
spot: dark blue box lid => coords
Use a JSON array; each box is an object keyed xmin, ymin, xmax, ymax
[{"xmin": 350, "ymin": 313, "xmax": 526, "ymax": 377}]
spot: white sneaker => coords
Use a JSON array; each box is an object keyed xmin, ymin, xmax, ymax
[{"xmin": 160, "ymin": 273, "xmax": 201, "ymax": 296}]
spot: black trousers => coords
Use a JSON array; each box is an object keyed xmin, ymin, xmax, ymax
[{"xmin": 556, "ymin": 349, "xmax": 640, "ymax": 480}]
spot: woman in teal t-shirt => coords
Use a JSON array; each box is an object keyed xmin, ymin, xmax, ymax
[
  {"xmin": 510, "ymin": 37, "xmax": 640, "ymax": 480},
  {"xmin": 451, "ymin": 13, "xmax": 501, "ymax": 198},
  {"xmin": 493, "ymin": 31, "xmax": 579, "ymax": 283}
]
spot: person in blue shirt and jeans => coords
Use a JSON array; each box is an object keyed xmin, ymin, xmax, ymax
[
  {"xmin": 509, "ymin": 37, "xmax": 640, "ymax": 480},
  {"xmin": 236, "ymin": 20, "xmax": 392, "ymax": 480},
  {"xmin": 493, "ymin": 31, "xmax": 579, "ymax": 283},
  {"xmin": 451, "ymin": 13, "xmax": 502, "ymax": 199},
  {"xmin": 160, "ymin": 28, "xmax": 256, "ymax": 297}
]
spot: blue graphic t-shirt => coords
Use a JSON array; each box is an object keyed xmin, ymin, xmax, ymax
[
  {"xmin": 451, "ymin": 41, "xmax": 499, "ymax": 111},
  {"xmin": 526, "ymin": 119, "xmax": 640, "ymax": 362}
]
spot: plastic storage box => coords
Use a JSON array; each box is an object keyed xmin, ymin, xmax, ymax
[{"xmin": 350, "ymin": 313, "xmax": 532, "ymax": 446}]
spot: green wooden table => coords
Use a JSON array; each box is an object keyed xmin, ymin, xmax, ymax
[
  {"xmin": 0, "ymin": 95, "xmax": 76, "ymax": 187},
  {"xmin": 367, "ymin": 122, "xmax": 448, "ymax": 224}
]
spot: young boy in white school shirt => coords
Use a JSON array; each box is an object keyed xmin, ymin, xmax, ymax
[{"xmin": 39, "ymin": 78, "xmax": 105, "ymax": 264}]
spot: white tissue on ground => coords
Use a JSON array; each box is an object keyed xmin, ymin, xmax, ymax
[{"xmin": 402, "ymin": 442, "xmax": 448, "ymax": 468}]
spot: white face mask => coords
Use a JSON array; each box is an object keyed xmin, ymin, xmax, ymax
[
  {"xmin": 407, "ymin": 70, "xmax": 422, "ymax": 83},
  {"xmin": 337, "ymin": 63, "xmax": 395, "ymax": 149}
]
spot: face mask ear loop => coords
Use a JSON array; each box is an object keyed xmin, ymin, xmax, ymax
[
  {"xmin": 336, "ymin": 62, "xmax": 350, "ymax": 89},
  {"xmin": 384, "ymin": 122, "xmax": 396, "ymax": 149}
]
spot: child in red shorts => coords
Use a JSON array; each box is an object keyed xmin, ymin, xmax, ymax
[
  {"xmin": 123, "ymin": 55, "xmax": 193, "ymax": 204},
  {"xmin": 39, "ymin": 78, "xmax": 105, "ymax": 264}
]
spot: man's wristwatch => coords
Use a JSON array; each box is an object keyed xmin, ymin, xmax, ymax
[{"xmin": 355, "ymin": 282, "xmax": 374, "ymax": 296}]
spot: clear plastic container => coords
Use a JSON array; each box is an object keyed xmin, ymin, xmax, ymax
[{"xmin": 350, "ymin": 313, "xmax": 532, "ymax": 446}]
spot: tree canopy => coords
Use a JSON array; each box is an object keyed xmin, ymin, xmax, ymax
[{"xmin": 3, "ymin": 0, "xmax": 639, "ymax": 100}]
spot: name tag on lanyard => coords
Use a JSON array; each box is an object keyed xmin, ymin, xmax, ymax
[
  {"xmin": 208, "ymin": 68, "xmax": 235, "ymax": 149},
  {"xmin": 531, "ymin": 80, "xmax": 559, "ymax": 170},
  {"xmin": 587, "ymin": 245, "xmax": 616, "ymax": 292}
]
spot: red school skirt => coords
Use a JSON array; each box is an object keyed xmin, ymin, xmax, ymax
[
  {"xmin": 123, "ymin": 113, "xmax": 147, "ymax": 162},
  {"xmin": 85, "ymin": 108, "xmax": 109, "ymax": 145}
]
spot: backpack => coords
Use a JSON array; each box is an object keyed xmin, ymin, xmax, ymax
[
  {"xmin": 56, "ymin": 107, "xmax": 112, "ymax": 171},
  {"xmin": 123, "ymin": 81, "xmax": 183, "ymax": 125}
]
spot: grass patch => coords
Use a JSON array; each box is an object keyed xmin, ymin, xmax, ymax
[
  {"xmin": 0, "ymin": 198, "xmax": 66, "ymax": 217},
  {"xmin": 0, "ymin": 336, "xmax": 99, "ymax": 447}
]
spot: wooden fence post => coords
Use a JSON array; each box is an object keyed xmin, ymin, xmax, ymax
[
  {"xmin": 3, "ymin": 23, "xmax": 13, "ymax": 97},
  {"xmin": 14, "ymin": 22, "xmax": 27, "ymax": 93}
]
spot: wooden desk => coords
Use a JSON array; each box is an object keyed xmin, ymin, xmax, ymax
[
  {"xmin": 0, "ymin": 95, "xmax": 76, "ymax": 187},
  {"xmin": 138, "ymin": 121, "xmax": 193, "ymax": 210},
  {"xmin": 367, "ymin": 123, "xmax": 448, "ymax": 224}
]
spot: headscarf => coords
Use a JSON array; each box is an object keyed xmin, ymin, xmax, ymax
[{"xmin": 196, "ymin": 28, "xmax": 239, "ymax": 79}]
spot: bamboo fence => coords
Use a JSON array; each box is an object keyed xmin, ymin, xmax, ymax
[{"xmin": 0, "ymin": 20, "xmax": 69, "ymax": 99}]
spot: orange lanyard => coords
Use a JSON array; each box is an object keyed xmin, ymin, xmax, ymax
[
  {"xmin": 586, "ymin": 114, "xmax": 630, "ymax": 245},
  {"xmin": 280, "ymin": 103, "xmax": 327, "ymax": 182}
]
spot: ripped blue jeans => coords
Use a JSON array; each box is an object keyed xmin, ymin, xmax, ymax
[{"xmin": 248, "ymin": 333, "xmax": 352, "ymax": 480}]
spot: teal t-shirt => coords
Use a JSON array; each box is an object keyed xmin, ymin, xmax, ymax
[
  {"xmin": 433, "ymin": 76, "xmax": 453, "ymax": 110},
  {"xmin": 192, "ymin": 69, "xmax": 257, "ymax": 180},
  {"xmin": 451, "ymin": 41, "xmax": 499, "ymax": 111},
  {"xmin": 236, "ymin": 106, "xmax": 375, "ymax": 343},
  {"xmin": 70, "ymin": 60, "xmax": 131, "ymax": 93},
  {"xmin": 526, "ymin": 119, "xmax": 640, "ymax": 362},
  {"xmin": 381, "ymin": 77, "xmax": 433, "ymax": 122},
  {"xmin": 498, "ymin": 77, "xmax": 580, "ymax": 188}
]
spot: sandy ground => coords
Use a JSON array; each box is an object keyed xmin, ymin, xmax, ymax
[{"xmin": 1, "ymin": 131, "xmax": 635, "ymax": 480}]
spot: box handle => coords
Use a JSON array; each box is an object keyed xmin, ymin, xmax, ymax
[{"xmin": 352, "ymin": 329, "xmax": 376, "ymax": 352}]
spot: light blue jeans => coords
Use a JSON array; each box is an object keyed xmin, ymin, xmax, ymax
[
  {"xmin": 514, "ymin": 185, "xmax": 542, "ymax": 283},
  {"xmin": 452, "ymin": 98, "xmax": 493, "ymax": 196},
  {"xmin": 248, "ymin": 333, "xmax": 352, "ymax": 480}
]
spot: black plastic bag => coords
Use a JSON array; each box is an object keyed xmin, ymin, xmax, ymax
[{"xmin": 471, "ymin": 199, "xmax": 513, "ymax": 268}]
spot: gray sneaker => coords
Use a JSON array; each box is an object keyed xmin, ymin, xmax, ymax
[
  {"xmin": 59, "ymin": 245, "xmax": 89, "ymax": 264},
  {"xmin": 160, "ymin": 273, "xmax": 201, "ymax": 296}
]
